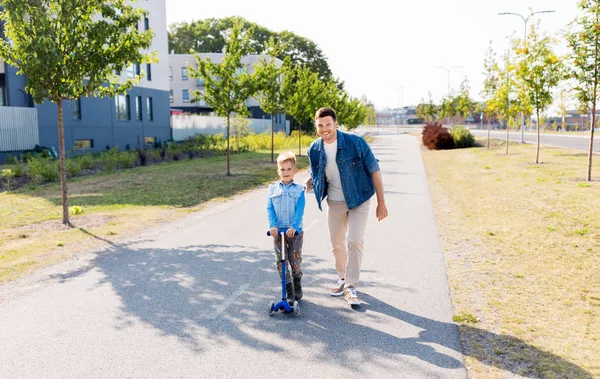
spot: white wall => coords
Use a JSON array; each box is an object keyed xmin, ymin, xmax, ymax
[
  {"xmin": 120, "ymin": 0, "xmax": 169, "ymax": 93},
  {"xmin": 172, "ymin": 114, "xmax": 290, "ymax": 141},
  {"xmin": 0, "ymin": 107, "xmax": 39, "ymax": 151},
  {"xmin": 169, "ymin": 54, "xmax": 281, "ymax": 108}
]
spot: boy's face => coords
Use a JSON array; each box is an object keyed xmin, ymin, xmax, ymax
[
  {"xmin": 316, "ymin": 115, "xmax": 337, "ymax": 144},
  {"xmin": 277, "ymin": 161, "xmax": 297, "ymax": 184}
]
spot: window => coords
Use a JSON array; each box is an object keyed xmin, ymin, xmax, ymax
[
  {"xmin": 146, "ymin": 97, "xmax": 153, "ymax": 121},
  {"xmin": 181, "ymin": 67, "xmax": 188, "ymax": 81},
  {"xmin": 146, "ymin": 63, "xmax": 152, "ymax": 81},
  {"xmin": 127, "ymin": 63, "xmax": 140, "ymax": 78},
  {"xmin": 115, "ymin": 94, "xmax": 130, "ymax": 120},
  {"xmin": 144, "ymin": 136, "xmax": 155, "ymax": 145},
  {"xmin": 73, "ymin": 98, "xmax": 81, "ymax": 120},
  {"xmin": 169, "ymin": 67, "xmax": 172, "ymax": 81},
  {"xmin": 135, "ymin": 96, "xmax": 142, "ymax": 120},
  {"xmin": 74, "ymin": 139, "xmax": 94, "ymax": 149},
  {"xmin": 169, "ymin": 90, "xmax": 173, "ymax": 103},
  {"xmin": 196, "ymin": 78, "xmax": 204, "ymax": 86},
  {"xmin": 182, "ymin": 90, "xmax": 189, "ymax": 103},
  {"xmin": 144, "ymin": 17, "xmax": 149, "ymax": 31}
]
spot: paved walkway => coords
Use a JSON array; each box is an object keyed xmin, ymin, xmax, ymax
[{"xmin": 0, "ymin": 132, "xmax": 466, "ymax": 378}]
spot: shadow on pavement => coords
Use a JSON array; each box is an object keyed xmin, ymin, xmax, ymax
[{"xmin": 50, "ymin": 242, "xmax": 593, "ymax": 378}]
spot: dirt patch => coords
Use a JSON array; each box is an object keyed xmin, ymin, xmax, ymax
[{"xmin": 17, "ymin": 215, "xmax": 113, "ymax": 233}]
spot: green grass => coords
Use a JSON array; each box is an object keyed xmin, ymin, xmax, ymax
[{"xmin": 0, "ymin": 150, "xmax": 309, "ymax": 281}]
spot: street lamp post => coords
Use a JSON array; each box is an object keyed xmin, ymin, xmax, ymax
[
  {"xmin": 435, "ymin": 66, "xmax": 462, "ymax": 126},
  {"xmin": 498, "ymin": 10, "xmax": 556, "ymax": 143},
  {"xmin": 390, "ymin": 85, "xmax": 407, "ymax": 126}
]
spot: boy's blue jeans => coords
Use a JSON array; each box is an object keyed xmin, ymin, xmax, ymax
[{"xmin": 272, "ymin": 232, "xmax": 303, "ymax": 282}]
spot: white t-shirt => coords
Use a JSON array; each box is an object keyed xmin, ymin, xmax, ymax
[{"xmin": 324, "ymin": 140, "xmax": 345, "ymax": 201}]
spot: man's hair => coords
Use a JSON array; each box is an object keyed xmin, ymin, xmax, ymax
[
  {"xmin": 314, "ymin": 107, "xmax": 337, "ymax": 122},
  {"xmin": 277, "ymin": 151, "xmax": 297, "ymax": 167}
]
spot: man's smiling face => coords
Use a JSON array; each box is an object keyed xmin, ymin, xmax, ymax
[{"xmin": 316, "ymin": 115, "xmax": 337, "ymax": 144}]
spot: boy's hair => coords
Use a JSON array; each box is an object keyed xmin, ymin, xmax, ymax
[
  {"xmin": 277, "ymin": 151, "xmax": 297, "ymax": 167},
  {"xmin": 314, "ymin": 107, "xmax": 337, "ymax": 122}
]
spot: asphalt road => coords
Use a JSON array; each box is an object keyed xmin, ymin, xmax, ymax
[
  {"xmin": 470, "ymin": 129, "xmax": 600, "ymax": 153},
  {"xmin": 0, "ymin": 132, "xmax": 466, "ymax": 379}
]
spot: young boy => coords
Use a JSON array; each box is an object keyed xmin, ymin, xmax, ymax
[{"xmin": 267, "ymin": 151, "xmax": 305, "ymax": 303}]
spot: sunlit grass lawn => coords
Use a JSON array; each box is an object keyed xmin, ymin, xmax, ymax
[
  {"xmin": 421, "ymin": 138, "xmax": 599, "ymax": 378},
  {"xmin": 0, "ymin": 150, "xmax": 309, "ymax": 282}
]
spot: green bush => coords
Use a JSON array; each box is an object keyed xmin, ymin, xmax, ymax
[
  {"xmin": 450, "ymin": 126, "xmax": 476, "ymax": 148},
  {"xmin": 78, "ymin": 154, "xmax": 96, "ymax": 170},
  {"xmin": 28, "ymin": 155, "xmax": 59, "ymax": 183},
  {"xmin": 1, "ymin": 168, "xmax": 15, "ymax": 190},
  {"xmin": 65, "ymin": 158, "xmax": 82, "ymax": 178},
  {"xmin": 117, "ymin": 151, "xmax": 138, "ymax": 169},
  {"xmin": 100, "ymin": 148, "xmax": 119, "ymax": 172},
  {"xmin": 8, "ymin": 159, "xmax": 26, "ymax": 177}
]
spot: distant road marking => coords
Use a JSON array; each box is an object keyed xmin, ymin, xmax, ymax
[{"xmin": 209, "ymin": 283, "xmax": 250, "ymax": 320}]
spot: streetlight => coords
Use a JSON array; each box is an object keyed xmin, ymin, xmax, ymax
[
  {"xmin": 389, "ymin": 85, "xmax": 407, "ymax": 126},
  {"xmin": 435, "ymin": 66, "xmax": 462, "ymax": 126},
  {"xmin": 435, "ymin": 66, "xmax": 463, "ymax": 96},
  {"xmin": 498, "ymin": 10, "xmax": 556, "ymax": 143}
]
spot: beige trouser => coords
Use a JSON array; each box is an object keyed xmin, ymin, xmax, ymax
[{"xmin": 327, "ymin": 199, "xmax": 370, "ymax": 289}]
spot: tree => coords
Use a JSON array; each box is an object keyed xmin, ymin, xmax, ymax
[
  {"xmin": 566, "ymin": 0, "xmax": 600, "ymax": 181},
  {"xmin": 253, "ymin": 40, "xmax": 286, "ymax": 162},
  {"xmin": 455, "ymin": 77, "xmax": 476, "ymax": 124},
  {"xmin": 168, "ymin": 17, "xmax": 333, "ymax": 81},
  {"xmin": 281, "ymin": 64, "xmax": 330, "ymax": 155},
  {"xmin": 416, "ymin": 92, "xmax": 438, "ymax": 123},
  {"xmin": 482, "ymin": 41, "xmax": 499, "ymax": 149},
  {"xmin": 189, "ymin": 21, "xmax": 256, "ymax": 176},
  {"xmin": 0, "ymin": 0, "xmax": 154, "ymax": 225},
  {"xmin": 556, "ymin": 87, "xmax": 570, "ymax": 131},
  {"xmin": 490, "ymin": 51, "xmax": 519, "ymax": 154},
  {"xmin": 516, "ymin": 20, "xmax": 562, "ymax": 164},
  {"xmin": 438, "ymin": 93, "xmax": 457, "ymax": 126}
]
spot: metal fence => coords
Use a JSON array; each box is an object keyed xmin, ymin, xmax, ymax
[{"xmin": 0, "ymin": 106, "xmax": 39, "ymax": 152}]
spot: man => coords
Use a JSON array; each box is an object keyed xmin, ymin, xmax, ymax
[{"xmin": 306, "ymin": 107, "xmax": 388, "ymax": 305}]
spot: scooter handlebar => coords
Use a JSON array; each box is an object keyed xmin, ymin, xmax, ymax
[{"xmin": 266, "ymin": 228, "xmax": 299, "ymax": 236}]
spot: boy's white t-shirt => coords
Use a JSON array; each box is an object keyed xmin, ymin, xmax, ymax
[{"xmin": 323, "ymin": 140, "xmax": 345, "ymax": 201}]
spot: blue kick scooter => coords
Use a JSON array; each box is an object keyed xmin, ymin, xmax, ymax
[{"xmin": 267, "ymin": 228, "xmax": 300, "ymax": 317}]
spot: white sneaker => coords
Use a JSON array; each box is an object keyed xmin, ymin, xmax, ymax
[
  {"xmin": 330, "ymin": 279, "xmax": 345, "ymax": 296},
  {"xmin": 344, "ymin": 287, "xmax": 361, "ymax": 305}
]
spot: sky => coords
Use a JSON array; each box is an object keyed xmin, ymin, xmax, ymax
[{"xmin": 165, "ymin": 0, "xmax": 580, "ymax": 111}]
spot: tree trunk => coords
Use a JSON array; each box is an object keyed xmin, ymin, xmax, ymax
[
  {"xmin": 226, "ymin": 114, "xmax": 231, "ymax": 176},
  {"xmin": 487, "ymin": 118, "xmax": 491, "ymax": 149},
  {"xmin": 298, "ymin": 122, "xmax": 301, "ymax": 157},
  {"xmin": 57, "ymin": 98, "xmax": 69, "ymax": 225},
  {"xmin": 588, "ymin": 106, "xmax": 596, "ymax": 181},
  {"xmin": 271, "ymin": 113, "xmax": 275, "ymax": 163},
  {"xmin": 505, "ymin": 118, "xmax": 509, "ymax": 155},
  {"xmin": 536, "ymin": 111, "xmax": 541, "ymax": 164}
]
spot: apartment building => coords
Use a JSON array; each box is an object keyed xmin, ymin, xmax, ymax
[
  {"xmin": 169, "ymin": 53, "xmax": 287, "ymax": 129},
  {"xmin": 0, "ymin": 0, "xmax": 171, "ymax": 157}
]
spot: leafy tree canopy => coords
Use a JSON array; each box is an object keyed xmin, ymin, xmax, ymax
[{"xmin": 168, "ymin": 16, "xmax": 333, "ymax": 80}]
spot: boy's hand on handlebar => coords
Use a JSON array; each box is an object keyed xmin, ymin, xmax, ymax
[
  {"xmin": 286, "ymin": 228, "xmax": 296, "ymax": 237},
  {"xmin": 269, "ymin": 227, "xmax": 279, "ymax": 237}
]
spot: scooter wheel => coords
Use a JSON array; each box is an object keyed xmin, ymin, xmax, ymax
[
  {"xmin": 292, "ymin": 301, "xmax": 300, "ymax": 317},
  {"xmin": 268, "ymin": 301, "xmax": 275, "ymax": 316}
]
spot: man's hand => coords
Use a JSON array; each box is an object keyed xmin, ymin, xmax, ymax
[
  {"xmin": 286, "ymin": 227, "xmax": 297, "ymax": 237},
  {"xmin": 304, "ymin": 178, "xmax": 313, "ymax": 192},
  {"xmin": 376, "ymin": 202, "xmax": 388, "ymax": 222},
  {"xmin": 269, "ymin": 227, "xmax": 279, "ymax": 237}
]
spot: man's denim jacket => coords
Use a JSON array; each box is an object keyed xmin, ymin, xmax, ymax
[
  {"xmin": 307, "ymin": 130, "xmax": 380, "ymax": 211},
  {"xmin": 267, "ymin": 181, "xmax": 305, "ymax": 232}
]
